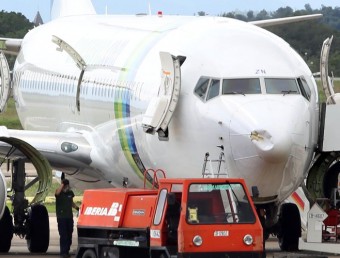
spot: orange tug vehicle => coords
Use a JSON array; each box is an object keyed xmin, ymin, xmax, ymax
[{"xmin": 76, "ymin": 177, "xmax": 264, "ymax": 258}]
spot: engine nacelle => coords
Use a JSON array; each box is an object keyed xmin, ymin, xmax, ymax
[
  {"xmin": 306, "ymin": 151, "xmax": 340, "ymax": 203},
  {"xmin": 0, "ymin": 169, "xmax": 6, "ymax": 219}
]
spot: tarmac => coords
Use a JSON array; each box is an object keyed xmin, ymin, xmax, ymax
[
  {"xmin": 2, "ymin": 165, "xmax": 340, "ymax": 257},
  {"xmin": 0, "ymin": 213, "xmax": 339, "ymax": 258}
]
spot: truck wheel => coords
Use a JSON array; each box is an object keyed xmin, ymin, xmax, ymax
[
  {"xmin": 278, "ymin": 203, "xmax": 301, "ymax": 251},
  {"xmin": 26, "ymin": 205, "xmax": 49, "ymax": 253},
  {"xmin": 82, "ymin": 249, "xmax": 97, "ymax": 258},
  {"xmin": 0, "ymin": 206, "xmax": 13, "ymax": 252}
]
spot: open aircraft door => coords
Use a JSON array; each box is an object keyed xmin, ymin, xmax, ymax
[
  {"xmin": 142, "ymin": 52, "xmax": 185, "ymax": 141},
  {"xmin": 0, "ymin": 51, "xmax": 11, "ymax": 113},
  {"xmin": 320, "ymin": 36, "xmax": 340, "ymax": 104}
]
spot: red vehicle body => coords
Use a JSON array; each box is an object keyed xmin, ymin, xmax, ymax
[{"xmin": 76, "ymin": 178, "xmax": 264, "ymax": 258}]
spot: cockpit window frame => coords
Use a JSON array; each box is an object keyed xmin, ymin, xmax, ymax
[
  {"xmin": 264, "ymin": 78, "xmax": 301, "ymax": 95},
  {"xmin": 194, "ymin": 77, "xmax": 210, "ymax": 101},
  {"xmin": 297, "ymin": 77, "xmax": 311, "ymax": 101},
  {"xmin": 194, "ymin": 77, "xmax": 221, "ymax": 102},
  {"xmin": 222, "ymin": 78, "xmax": 261, "ymax": 95},
  {"xmin": 194, "ymin": 76, "xmax": 307, "ymax": 102},
  {"xmin": 206, "ymin": 79, "xmax": 221, "ymax": 101}
]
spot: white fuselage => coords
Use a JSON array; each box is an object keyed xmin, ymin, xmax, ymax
[{"xmin": 12, "ymin": 15, "xmax": 319, "ymax": 204}]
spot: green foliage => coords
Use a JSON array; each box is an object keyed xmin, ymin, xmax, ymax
[
  {"xmin": 0, "ymin": 10, "xmax": 33, "ymax": 68},
  {"xmin": 0, "ymin": 10, "xmax": 33, "ymax": 38},
  {"xmin": 219, "ymin": 6, "xmax": 340, "ymax": 76}
]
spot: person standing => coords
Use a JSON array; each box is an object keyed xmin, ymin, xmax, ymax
[{"xmin": 55, "ymin": 179, "xmax": 79, "ymax": 258}]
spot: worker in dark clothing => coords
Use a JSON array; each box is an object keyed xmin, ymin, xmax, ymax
[{"xmin": 55, "ymin": 179, "xmax": 79, "ymax": 258}]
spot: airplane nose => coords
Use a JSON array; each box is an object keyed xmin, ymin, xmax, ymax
[
  {"xmin": 250, "ymin": 129, "xmax": 290, "ymax": 163},
  {"xmin": 227, "ymin": 97, "xmax": 308, "ymax": 165}
]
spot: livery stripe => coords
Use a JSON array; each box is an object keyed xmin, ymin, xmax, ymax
[
  {"xmin": 114, "ymin": 20, "xmax": 184, "ymax": 182},
  {"xmin": 114, "ymin": 30, "xmax": 170, "ymax": 181},
  {"xmin": 291, "ymin": 191, "xmax": 305, "ymax": 211}
]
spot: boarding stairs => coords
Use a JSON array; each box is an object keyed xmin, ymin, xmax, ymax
[{"xmin": 201, "ymin": 147, "xmax": 228, "ymax": 178}]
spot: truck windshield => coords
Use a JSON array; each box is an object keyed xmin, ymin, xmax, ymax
[{"xmin": 186, "ymin": 183, "xmax": 256, "ymax": 224}]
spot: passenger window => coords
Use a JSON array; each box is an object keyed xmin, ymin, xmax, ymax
[
  {"xmin": 222, "ymin": 78, "xmax": 261, "ymax": 95},
  {"xmin": 265, "ymin": 78, "xmax": 299, "ymax": 94},
  {"xmin": 297, "ymin": 77, "xmax": 311, "ymax": 101},
  {"xmin": 194, "ymin": 77, "xmax": 210, "ymax": 101},
  {"xmin": 206, "ymin": 79, "xmax": 220, "ymax": 101}
]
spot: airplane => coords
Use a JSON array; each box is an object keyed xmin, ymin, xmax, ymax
[{"xmin": 0, "ymin": 0, "xmax": 337, "ymax": 254}]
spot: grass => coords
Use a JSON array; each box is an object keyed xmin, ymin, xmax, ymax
[
  {"xmin": 6, "ymin": 199, "xmax": 83, "ymax": 213},
  {"xmin": 6, "ymin": 179, "xmax": 83, "ymax": 213},
  {"xmin": 0, "ymin": 98, "xmax": 22, "ymax": 129},
  {"xmin": 6, "ymin": 178, "xmax": 83, "ymax": 197}
]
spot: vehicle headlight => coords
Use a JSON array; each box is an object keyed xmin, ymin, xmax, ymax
[
  {"xmin": 243, "ymin": 234, "xmax": 253, "ymax": 245},
  {"xmin": 193, "ymin": 235, "xmax": 203, "ymax": 246}
]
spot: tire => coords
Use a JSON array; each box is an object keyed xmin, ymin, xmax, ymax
[
  {"xmin": 0, "ymin": 206, "xmax": 13, "ymax": 252},
  {"xmin": 26, "ymin": 204, "xmax": 49, "ymax": 253},
  {"xmin": 278, "ymin": 203, "xmax": 301, "ymax": 251},
  {"xmin": 82, "ymin": 249, "xmax": 97, "ymax": 258}
]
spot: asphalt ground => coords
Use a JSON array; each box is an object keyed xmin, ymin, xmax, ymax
[
  {"xmin": 2, "ymin": 164, "xmax": 340, "ymax": 257},
  {"xmin": 1, "ymin": 214, "xmax": 339, "ymax": 258}
]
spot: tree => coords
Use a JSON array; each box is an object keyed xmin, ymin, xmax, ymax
[
  {"xmin": 304, "ymin": 4, "xmax": 313, "ymax": 13},
  {"xmin": 256, "ymin": 10, "xmax": 270, "ymax": 20},
  {"xmin": 0, "ymin": 11, "xmax": 33, "ymax": 69},
  {"xmin": 197, "ymin": 11, "xmax": 206, "ymax": 16},
  {"xmin": 272, "ymin": 7, "xmax": 294, "ymax": 18},
  {"xmin": 0, "ymin": 11, "xmax": 33, "ymax": 38},
  {"xmin": 247, "ymin": 11, "xmax": 254, "ymax": 21},
  {"xmin": 220, "ymin": 12, "xmax": 236, "ymax": 19}
]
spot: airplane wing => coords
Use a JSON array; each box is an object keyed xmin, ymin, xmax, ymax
[
  {"xmin": 0, "ymin": 37, "xmax": 22, "ymax": 55},
  {"xmin": 0, "ymin": 127, "xmax": 93, "ymax": 175},
  {"xmin": 251, "ymin": 14, "xmax": 322, "ymax": 28}
]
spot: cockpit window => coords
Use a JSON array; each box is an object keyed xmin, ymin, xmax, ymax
[
  {"xmin": 222, "ymin": 78, "xmax": 261, "ymax": 95},
  {"xmin": 265, "ymin": 78, "xmax": 299, "ymax": 94},
  {"xmin": 194, "ymin": 77, "xmax": 305, "ymax": 102},
  {"xmin": 194, "ymin": 77, "xmax": 210, "ymax": 100},
  {"xmin": 297, "ymin": 77, "xmax": 311, "ymax": 101},
  {"xmin": 206, "ymin": 79, "xmax": 220, "ymax": 101}
]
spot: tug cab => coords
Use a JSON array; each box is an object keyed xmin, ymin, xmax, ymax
[{"xmin": 76, "ymin": 176, "xmax": 263, "ymax": 258}]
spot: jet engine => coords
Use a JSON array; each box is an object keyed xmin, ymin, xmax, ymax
[
  {"xmin": 306, "ymin": 151, "xmax": 340, "ymax": 204},
  {"xmin": 0, "ymin": 136, "xmax": 52, "ymax": 253}
]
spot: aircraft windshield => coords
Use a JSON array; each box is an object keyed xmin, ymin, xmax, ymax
[
  {"xmin": 194, "ymin": 76, "xmax": 304, "ymax": 102},
  {"xmin": 265, "ymin": 78, "xmax": 299, "ymax": 94},
  {"xmin": 186, "ymin": 183, "xmax": 256, "ymax": 224},
  {"xmin": 222, "ymin": 78, "xmax": 261, "ymax": 95}
]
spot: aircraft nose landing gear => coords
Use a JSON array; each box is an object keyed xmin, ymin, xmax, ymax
[{"xmin": 0, "ymin": 154, "xmax": 52, "ymax": 253}]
